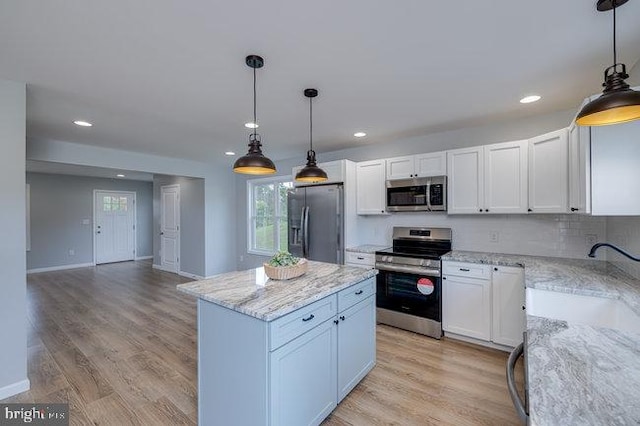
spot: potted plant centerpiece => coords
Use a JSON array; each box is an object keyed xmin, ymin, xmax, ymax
[{"xmin": 264, "ymin": 251, "xmax": 308, "ymax": 280}]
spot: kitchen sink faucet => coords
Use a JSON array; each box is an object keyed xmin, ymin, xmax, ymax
[{"xmin": 588, "ymin": 243, "xmax": 640, "ymax": 262}]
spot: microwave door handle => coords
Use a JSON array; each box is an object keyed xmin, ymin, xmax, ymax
[{"xmin": 426, "ymin": 182, "xmax": 432, "ymax": 212}]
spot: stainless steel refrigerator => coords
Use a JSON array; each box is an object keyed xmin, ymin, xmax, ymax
[{"xmin": 287, "ymin": 184, "xmax": 344, "ymax": 264}]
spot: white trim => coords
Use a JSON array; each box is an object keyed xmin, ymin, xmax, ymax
[
  {"xmin": 178, "ymin": 270, "xmax": 205, "ymax": 280},
  {"xmin": 443, "ymin": 332, "xmax": 513, "ymax": 353},
  {"xmin": 27, "ymin": 262, "xmax": 95, "ymax": 274},
  {"xmin": 135, "ymin": 255, "xmax": 153, "ymax": 261},
  {"xmin": 26, "ymin": 183, "xmax": 31, "ymax": 252},
  {"xmin": 0, "ymin": 379, "xmax": 30, "ymax": 400},
  {"xmin": 93, "ymin": 189, "xmax": 137, "ymax": 265}
]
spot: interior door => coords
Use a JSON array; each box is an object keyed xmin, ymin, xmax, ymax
[
  {"xmin": 160, "ymin": 185, "xmax": 180, "ymax": 273},
  {"xmin": 95, "ymin": 191, "xmax": 135, "ymax": 264}
]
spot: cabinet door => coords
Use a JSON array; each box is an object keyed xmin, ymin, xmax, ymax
[
  {"xmin": 447, "ymin": 147, "xmax": 484, "ymax": 214},
  {"xmin": 491, "ymin": 266, "xmax": 525, "ymax": 347},
  {"xmin": 568, "ymin": 123, "xmax": 591, "ymax": 214},
  {"xmin": 442, "ymin": 274, "xmax": 491, "ymax": 341},
  {"xmin": 386, "ymin": 156, "xmax": 415, "ymax": 179},
  {"xmin": 415, "ymin": 152, "xmax": 446, "ymax": 177},
  {"xmin": 270, "ymin": 319, "xmax": 337, "ymax": 426},
  {"xmin": 590, "ymin": 120, "xmax": 640, "ymax": 215},
  {"xmin": 356, "ymin": 160, "xmax": 387, "ymax": 215},
  {"xmin": 528, "ymin": 129, "xmax": 569, "ymax": 213},
  {"xmin": 337, "ymin": 295, "xmax": 376, "ymax": 402},
  {"xmin": 484, "ymin": 140, "xmax": 528, "ymax": 214}
]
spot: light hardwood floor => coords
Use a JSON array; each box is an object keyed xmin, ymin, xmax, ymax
[{"xmin": 3, "ymin": 260, "xmax": 524, "ymax": 425}]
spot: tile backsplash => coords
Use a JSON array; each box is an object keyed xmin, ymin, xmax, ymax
[
  {"xmin": 353, "ymin": 213, "xmax": 607, "ymax": 260},
  {"xmin": 606, "ymin": 216, "xmax": 640, "ymax": 279}
]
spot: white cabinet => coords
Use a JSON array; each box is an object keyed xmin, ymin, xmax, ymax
[
  {"xmin": 491, "ymin": 265, "xmax": 525, "ymax": 347},
  {"xmin": 590, "ymin": 119, "xmax": 640, "ymax": 215},
  {"xmin": 292, "ymin": 160, "xmax": 346, "ymax": 186},
  {"xmin": 528, "ymin": 129, "xmax": 569, "ymax": 213},
  {"xmin": 337, "ymin": 295, "xmax": 376, "ymax": 402},
  {"xmin": 484, "ymin": 140, "xmax": 528, "ymax": 214},
  {"xmin": 386, "ymin": 152, "xmax": 446, "ymax": 179},
  {"xmin": 447, "ymin": 147, "xmax": 484, "ymax": 214},
  {"xmin": 442, "ymin": 261, "xmax": 525, "ymax": 349},
  {"xmin": 356, "ymin": 160, "xmax": 387, "ymax": 215},
  {"xmin": 447, "ymin": 141, "xmax": 527, "ymax": 214},
  {"xmin": 270, "ymin": 319, "xmax": 337, "ymax": 426},
  {"xmin": 568, "ymin": 123, "xmax": 591, "ymax": 214},
  {"xmin": 345, "ymin": 252, "xmax": 375, "ymax": 269},
  {"xmin": 442, "ymin": 263, "xmax": 492, "ymax": 341}
]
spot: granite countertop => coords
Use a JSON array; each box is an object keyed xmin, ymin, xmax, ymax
[
  {"xmin": 177, "ymin": 261, "xmax": 377, "ymax": 322},
  {"xmin": 346, "ymin": 244, "xmax": 389, "ymax": 254},
  {"xmin": 442, "ymin": 250, "xmax": 640, "ymax": 425}
]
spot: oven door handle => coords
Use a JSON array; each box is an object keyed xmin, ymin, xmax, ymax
[{"xmin": 375, "ymin": 263, "xmax": 441, "ymax": 277}]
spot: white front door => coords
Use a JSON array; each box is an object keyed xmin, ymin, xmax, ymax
[
  {"xmin": 95, "ymin": 191, "xmax": 136, "ymax": 264},
  {"xmin": 160, "ymin": 185, "xmax": 180, "ymax": 273}
]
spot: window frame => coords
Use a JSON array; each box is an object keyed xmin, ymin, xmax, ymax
[{"xmin": 247, "ymin": 175, "xmax": 293, "ymax": 256}]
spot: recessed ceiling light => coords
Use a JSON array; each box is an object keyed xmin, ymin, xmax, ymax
[
  {"xmin": 225, "ymin": 151, "xmax": 236, "ymax": 156},
  {"xmin": 244, "ymin": 122, "xmax": 259, "ymax": 129},
  {"xmin": 73, "ymin": 120, "xmax": 93, "ymax": 127},
  {"xmin": 116, "ymin": 174, "xmax": 125, "ymax": 178},
  {"xmin": 354, "ymin": 132, "xmax": 367, "ymax": 138},
  {"xmin": 519, "ymin": 95, "xmax": 541, "ymax": 104}
]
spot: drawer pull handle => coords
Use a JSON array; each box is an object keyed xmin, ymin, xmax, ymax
[
  {"xmin": 357, "ymin": 256, "xmax": 364, "ymax": 260},
  {"xmin": 302, "ymin": 314, "xmax": 315, "ymax": 322},
  {"xmin": 355, "ymin": 290, "xmax": 363, "ymax": 295},
  {"xmin": 459, "ymin": 268, "xmax": 470, "ymax": 272}
]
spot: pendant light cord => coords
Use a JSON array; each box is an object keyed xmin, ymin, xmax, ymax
[
  {"xmin": 253, "ymin": 66, "xmax": 257, "ymax": 139},
  {"xmin": 309, "ymin": 97, "xmax": 313, "ymax": 152},
  {"xmin": 613, "ymin": 1, "xmax": 617, "ymax": 65}
]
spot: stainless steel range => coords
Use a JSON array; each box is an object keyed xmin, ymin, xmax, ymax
[{"xmin": 375, "ymin": 227, "xmax": 452, "ymax": 339}]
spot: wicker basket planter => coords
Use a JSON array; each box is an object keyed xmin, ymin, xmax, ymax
[{"xmin": 263, "ymin": 259, "xmax": 308, "ymax": 280}]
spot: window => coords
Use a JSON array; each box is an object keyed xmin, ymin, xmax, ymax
[{"xmin": 248, "ymin": 177, "xmax": 293, "ymax": 255}]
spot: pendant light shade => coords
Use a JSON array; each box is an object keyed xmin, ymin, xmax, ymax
[
  {"xmin": 576, "ymin": 0, "xmax": 640, "ymax": 126},
  {"xmin": 233, "ymin": 55, "xmax": 276, "ymax": 174},
  {"xmin": 295, "ymin": 89, "xmax": 328, "ymax": 183}
]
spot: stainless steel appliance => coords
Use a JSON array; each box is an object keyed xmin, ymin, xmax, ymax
[
  {"xmin": 386, "ymin": 176, "xmax": 447, "ymax": 212},
  {"xmin": 507, "ymin": 333, "xmax": 529, "ymax": 422},
  {"xmin": 375, "ymin": 227, "xmax": 452, "ymax": 339},
  {"xmin": 287, "ymin": 184, "xmax": 344, "ymax": 264}
]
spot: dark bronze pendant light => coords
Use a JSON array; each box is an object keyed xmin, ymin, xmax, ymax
[
  {"xmin": 576, "ymin": 0, "xmax": 640, "ymax": 126},
  {"xmin": 233, "ymin": 55, "xmax": 277, "ymax": 175},
  {"xmin": 295, "ymin": 89, "xmax": 328, "ymax": 182}
]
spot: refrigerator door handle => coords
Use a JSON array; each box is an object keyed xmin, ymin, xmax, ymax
[{"xmin": 303, "ymin": 206, "xmax": 310, "ymax": 258}]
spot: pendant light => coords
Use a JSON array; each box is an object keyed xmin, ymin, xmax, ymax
[
  {"xmin": 576, "ymin": 0, "xmax": 640, "ymax": 126},
  {"xmin": 295, "ymin": 89, "xmax": 328, "ymax": 182},
  {"xmin": 233, "ymin": 55, "xmax": 276, "ymax": 174}
]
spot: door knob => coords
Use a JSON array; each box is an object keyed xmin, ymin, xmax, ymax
[{"xmin": 96, "ymin": 231, "xmax": 101, "ymax": 234}]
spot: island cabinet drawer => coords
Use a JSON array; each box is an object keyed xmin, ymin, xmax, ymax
[
  {"xmin": 345, "ymin": 252, "xmax": 375, "ymax": 267},
  {"xmin": 338, "ymin": 277, "xmax": 375, "ymax": 312},
  {"xmin": 442, "ymin": 261, "xmax": 490, "ymax": 279},
  {"xmin": 269, "ymin": 295, "xmax": 338, "ymax": 351}
]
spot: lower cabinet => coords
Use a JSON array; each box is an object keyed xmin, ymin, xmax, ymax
[{"xmin": 442, "ymin": 261, "xmax": 524, "ymax": 348}]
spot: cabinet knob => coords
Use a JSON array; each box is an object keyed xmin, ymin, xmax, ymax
[
  {"xmin": 340, "ymin": 315, "xmax": 346, "ymax": 321},
  {"xmin": 355, "ymin": 290, "xmax": 364, "ymax": 295},
  {"xmin": 334, "ymin": 319, "xmax": 339, "ymax": 325},
  {"xmin": 522, "ymin": 305, "xmax": 526, "ymax": 310},
  {"xmin": 485, "ymin": 209, "xmax": 489, "ymax": 213},
  {"xmin": 494, "ymin": 267, "xmax": 498, "ymax": 271},
  {"xmin": 527, "ymin": 209, "xmax": 532, "ymax": 212},
  {"xmin": 442, "ymin": 276, "xmax": 447, "ymax": 280},
  {"xmin": 571, "ymin": 207, "xmax": 579, "ymax": 212},
  {"xmin": 479, "ymin": 209, "xmax": 483, "ymax": 212}
]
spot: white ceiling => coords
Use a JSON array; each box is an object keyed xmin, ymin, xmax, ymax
[
  {"xmin": 26, "ymin": 160, "xmax": 154, "ymax": 182},
  {"xmin": 2, "ymin": 0, "xmax": 640, "ymax": 163}
]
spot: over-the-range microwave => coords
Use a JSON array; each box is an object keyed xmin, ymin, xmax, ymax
[{"xmin": 386, "ymin": 176, "xmax": 447, "ymax": 212}]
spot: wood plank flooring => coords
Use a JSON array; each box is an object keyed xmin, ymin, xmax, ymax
[{"xmin": 2, "ymin": 260, "xmax": 524, "ymax": 425}]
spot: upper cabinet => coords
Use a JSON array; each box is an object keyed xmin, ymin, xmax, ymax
[
  {"xmin": 568, "ymin": 123, "xmax": 591, "ymax": 214},
  {"xmin": 356, "ymin": 160, "xmax": 387, "ymax": 215},
  {"xmin": 447, "ymin": 141, "xmax": 527, "ymax": 214},
  {"xmin": 528, "ymin": 129, "xmax": 569, "ymax": 214},
  {"xmin": 590, "ymin": 120, "xmax": 640, "ymax": 215},
  {"xmin": 292, "ymin": 160, "xmax": 346, "ymax": 186},
  {"xmin": 386, "ymin": 152, "xmax": 446, "ymax": 179}
]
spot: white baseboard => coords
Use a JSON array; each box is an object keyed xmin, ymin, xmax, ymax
[
  {"xmin": 0, "ymin": 379, "xmax": 30, "ymax": 400},
  {"xmin": 178, "ymin": 270, "xmax": 205, "ymax": 280},
  {"xmin": 135, "ymin": 255, "xmax": 153, "ymax": 261},
  {"xmin": 443, "ymin": 332, "xmax": 513, "ymax": 353},
  {"xmin": 27, "ymin": 263, "xmax": 95, "ymax": 274}
]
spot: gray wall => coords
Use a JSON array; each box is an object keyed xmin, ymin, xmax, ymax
[
  {"xmin": 153, "ymin": 175, "xmax": 205, "ymax": 277},
  {"xmin": 26, "ymin": 173, "xmax": 153, "ymax": 270},
  {"xmin": 0, "ymin": 80, "xmax": 28, "ymax": 396},
  {"xmin": 236, "ymin": 107, "xmax": 578, "ymax": 270}
]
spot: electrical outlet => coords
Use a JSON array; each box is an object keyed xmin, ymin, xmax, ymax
[
  {"xmin": 489, "ymin": 231, "xmax": 499, "ymax": 243},
  {"xmin": 81, "ymin": 219, "xmax": 90, "ymax": 225},
  {"xmin": 586, "ymin": 234, "xmax": 598, "ymax": 247},
  {"xmin": 68, "ymin": 249, "xmax": 75, "ymax": 256}
]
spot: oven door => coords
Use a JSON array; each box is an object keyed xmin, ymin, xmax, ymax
[{"xmin": 376, "ymin": 266, "xmax": 441, "ymax": 321}]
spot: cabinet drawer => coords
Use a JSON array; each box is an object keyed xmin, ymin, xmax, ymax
[
  {"xmin": 345, "ymin": 252, "xmax": 375, "ymax": 267},
  {"xmin": 269, "ymin": 295, "xmax": 337, "ymax": 351},
  {"xmin": 338, "ymin": 278, "xmax": 375, "ymax": 312},
  {"xmin": 442, "ymin": 261, "xmax": 490, "ymax": 279}
]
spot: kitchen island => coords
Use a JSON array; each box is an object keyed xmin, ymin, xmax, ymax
[{"xmin": 177, "ymin": 261, "xmax": 378, "ymax": 426}]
